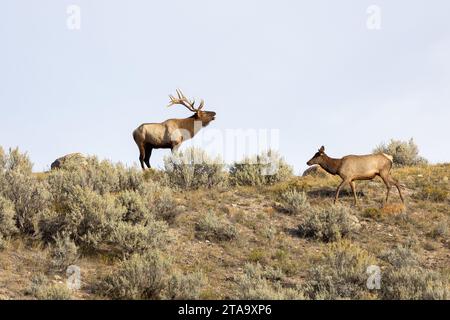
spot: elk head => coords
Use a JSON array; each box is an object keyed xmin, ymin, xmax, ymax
[
  {"xmin": 307, "ymin": 146, "xmax": 326, "ymax": 166},
  {"xmin": 168, "ymin": 89, "xmax": 216, "ymax": 127}
]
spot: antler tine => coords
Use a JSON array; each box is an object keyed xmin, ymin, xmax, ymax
[
  {"xmin": 176, "ymin": 89, "xmax": 184, "ymax": 100},
  {"xmin": 167, "ymin": 94, "xmax": 176, "ymax": 107},
  {"xmin": 177, "ymin": 89, "xmax": 190, "ymax": 104},
  {"xmin": 179, "ymin": 89, "xmax": 198, "ymax": 110},
  {"xmin": 198, "ymin": 99, "xmax": 205, "ymax": 110},
  {"xmin": 167, "ymin": 89, "xmax": 197, "ymax": 112},
  {"xmin": 176, "ymin": 89, "xmax": 193, "ymax": 108}
]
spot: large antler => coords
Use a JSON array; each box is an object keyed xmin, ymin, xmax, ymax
[{"xmin": 168, "ymin": 89, "xmax": 204, "ymax": 112}]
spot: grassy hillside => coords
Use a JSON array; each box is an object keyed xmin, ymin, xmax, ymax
[{"xmin": 0, "ymin": 147, "xmax": 449, "ymax": 300}]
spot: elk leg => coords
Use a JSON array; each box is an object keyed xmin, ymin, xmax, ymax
[
  {"xmin": 138, "ymin": 144, "xmax": 146, "ymax": 170},
  {"xmin": 379, "ymin": 174, "xmax": 392, "ymax": 204},
  {"xmin": 350, "ymin": 181, "xmax": 358, "ymax": 205},
  {"xmin": 389, "ymin": 176, "xmax": 405, "ymax": 204},
  {"xmin": 144, "ymin": 144, "xmax": 153, "ymax": 169},
  {"xmin": 334, "ymin": 179, "xmax": 347, "ymax": 204}
]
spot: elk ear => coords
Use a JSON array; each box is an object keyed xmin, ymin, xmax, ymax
[{"xmin": 319, "ymin": 146, "xmax": 325, "ymax": 153}]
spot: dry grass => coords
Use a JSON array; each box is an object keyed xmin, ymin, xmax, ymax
[
  {"xmin": 382, "ymin": 204, "xmax": 406, "ymax": 215},
  {"xmin": 1, "ymin": 161, "xmax": 449, "ymax": 300}
]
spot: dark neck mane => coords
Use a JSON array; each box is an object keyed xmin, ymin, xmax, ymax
[{"xmin": 319, "ymin": 155, "xmax": 342, "ymax": 175}]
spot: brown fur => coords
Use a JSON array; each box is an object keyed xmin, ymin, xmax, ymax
[
  {"xmin": 133, "ymin": 110, "xmax": 216, "ymax": 170},
  {"xmin": 306, "ymin": 146, "xmax": 404, "ymax": 205}
]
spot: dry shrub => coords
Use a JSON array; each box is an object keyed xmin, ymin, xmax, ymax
[
  {"xmin": 26, "ymin": 273, "xmax": 48, "ymax": 297},
  {"xmin": 164, "ymin": 147, "xmax": 226, "ymax": 189},
  {"xmin": 0, "ymin": 196, "xmax": 18, "ymax": 238},
  {"xmin": 99, "ymin": 251, "xmax": 205, "ymax": 300},
  {"xmin": 373, "ymin": 138, "xmax": 427, "ymax": 167},
  {"xmin": 260, "ymin": 224, "xmax": 277, "ymax": 242},
  {"xmin": 99, "ymin": 251, "xmax": 169, "ymax": 299},
  {"xmin": 166, "ymin": 271, "xmax": 206, "ymax": 300},
  {"xmin": 304, "ymin": 240, "xmax": 376, "ymax": 300},
  {"xmin": 142, "ymin": 168, "xmax": 167, "ymax": 184},
  {"xmin": 7, "ymin": 172, "xmax": 50, "ymax": 234},
  {"xmin": 38, "ymin": 186, "xmax": 125, "ymax": 250},
  {"xmin": 278, "ymin": 190, "xmax": 309, "ymax": 215},
  {"xmin": 298, "ymin": 205, "xmax": 360, "ymax": 242},
  {"xmin": 49, "ymin": 233, "xmax": 79, "ymax": 272},
  {"xmin": 38, "ymin": 155, "xmax": 174, "ymax": 255},
  {"xmin": 381, "ymin": 204, "xmax": 406, "ymax": 215},
  {"xmin": 118, "ymin": 184, "xmax": 178, "ymax": 224},
  {"xmin": 116, "ymin": 164, "xmax": 145, "ymax": 191},
  {"xmin": 109, "ymin": 220, "xmax": 169, "ymax": 254},
  {"xmin": 0, "ymin": 236, "xmax": 6, "ymax": 250},
  {"xmin": 236, "ymin": 263, "xmax": 304, "ymax": 300},
  {"xmin": 248, "ymin": 249, "xmax": 266, "ymax": 263},
  {"xmin": 147, "ymin": 186, "xmax": 179, "ymax": 223},
  {"xmin": 47, "ymin": 156, "xmax": 145, "ymax": 198},
  {"xmin": 430, "ymin": 220, "xmax": 448, "ymax": 239},
  {"xmin": 380, "ymin": 245, "xmax": 419, "ymax": 268},
  {"xmin": 0, "ymin": 146, "xmax": 5, "ymax": 170},
  {"xmin": 381, "ymin": 267, "xmax": 449, "ymax": 300},
  {"xmin": 27, "ymin": 273, "xmax": 72, "ymax": 300},
  {"xmin": 229, "ymin": 150, "xmax": 293, "ymax": 186},
  {"xmin": 269, "ymin": 177, "xmax": 313, "ymax": 195},
  {"xmin": 363, "ymin": 207, "xmax": 382, "ymax": 220},
  {"xmin": 2, "ymin": 147, "xmax": 33, "ymax": 173},
  {"xmin": 0, "ymin": 148, "xmax": 50, "ymax": 234},
  {"xmin": 0, "ymin": 147, "xmax": 5, "ymax": 193},
  {"xmin": 39, "ymin": 185, "xmax": 170, "ymax": 254},
  {"xmin": 36, "ymin": 284, "xmax": 72, "ymax": 300},
  {"xmin": 116, "ymin": 190, "xmax": 153, "ymax": 225},
  {"xmin": 196, "ymin": 211, "xmax": 238, "ymax": 242},
  {"xmin": 415, "ymin": 185, "xmax": 448, "ymax": 202},
  {"xmin": 380, "ymin": 245, "xmax": 449, "ymax": 299}
]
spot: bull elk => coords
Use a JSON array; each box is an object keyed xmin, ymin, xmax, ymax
[
  {"xmin": 133, "ymin": 89, "xmax": 216, "ymax": 170},
  {"xmin": 306, "ymin": 146, "xmax": 404, "ymax": 205}
]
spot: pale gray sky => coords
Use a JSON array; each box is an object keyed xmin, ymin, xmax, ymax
[{"xmin": 1, "ymin": 0, "xmax": 449, "ymax": 173}]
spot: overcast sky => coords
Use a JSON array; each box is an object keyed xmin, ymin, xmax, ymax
[{"xmin": 1, "ymin": 0, "xmax": 449, "ymax": 173}]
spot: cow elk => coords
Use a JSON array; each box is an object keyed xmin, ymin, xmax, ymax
[
  {"xmin": 133, "ymin": 90, "xmax": 216, "ymax": 170},
  {"xmin": 306, "ymin": 146, "xmax": 404, "ymax": 205}
]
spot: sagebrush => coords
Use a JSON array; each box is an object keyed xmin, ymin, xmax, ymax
[
  {"xmin": 164, "ymin": 147, "xmax": 226, "ymax": 189},
  {"xmin": 304, "ymin": 241, "xmax": 376, "ymax": 299},
  {"xmin": 229, "ymin": 150, "xmax": 293, "ymax": 186},
  {"xmin": 99, "ymin": 251, "xmax": 205, "ymax": 300},
  {"xmin": 196, "ymin": 211, "xmax": 238, "ymax": 242},
  {"xmin": 278, "ymin": 190, "xmax": 309, "ymax": 215},
  {"xmin": 236, "ymin": 263, "xmax": 305, "ymax": 300},
  {"xmin": 373, "ymin": 138, "xmax": 427, "ymax": 167},
  {"xmin": 298, "ymin": 205, "xmax": 360, "ymax": 242}
]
